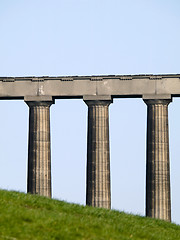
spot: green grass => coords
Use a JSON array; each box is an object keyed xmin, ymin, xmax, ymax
[{"xmin": 0, "ymin": 190, "xmax": 180, "ymax": 240}]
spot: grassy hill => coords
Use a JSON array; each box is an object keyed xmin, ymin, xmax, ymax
[{"xmin": 0, "ymin": 190, "xmax": 180, "ymax": 240}]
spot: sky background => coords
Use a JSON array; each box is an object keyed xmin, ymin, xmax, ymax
[{"xmin": 0, "ymin": 0, "xmax": 180, "ymax": 224}]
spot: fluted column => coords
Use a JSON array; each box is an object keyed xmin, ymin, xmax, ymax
[
  {"xmin": 85, "ymin": 99, "xmax": 112, "ymax": 209},
  {"xmin": 144, "ymin": 99, "xmax": 171, "ymax": 221},
  {"xmin": 25, "ymin": 97, "xmax": 53, "ymax": 198}
]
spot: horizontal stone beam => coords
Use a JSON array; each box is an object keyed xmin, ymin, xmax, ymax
[{"xmin": 0, "ymin": 74, "xmax": 179, "ymax": 99}]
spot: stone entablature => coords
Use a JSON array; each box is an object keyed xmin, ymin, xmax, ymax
[{"xmin": 0, "ymin": 74, "xmax": 179, "ymax": 99}]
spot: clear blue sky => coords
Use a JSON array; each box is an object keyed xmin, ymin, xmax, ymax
[{"xmin": 0, "ymin": 0, "xmax": 180, "ymax": 224}]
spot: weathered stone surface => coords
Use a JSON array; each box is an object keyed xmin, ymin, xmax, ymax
[
  {"xmin": 0, "ymin": 74, "xmax": 180, "ymax": 99},
  {"xmin": 26, "ymin": 99, "xmax": 53, "ymax": 197},
  {"xmin": 144, "ymin": 99, "xmax": 171, "ymax": 221},
  {"xmin": 85, "ymin": 100, "xmax": 112, "ymax": 209}
]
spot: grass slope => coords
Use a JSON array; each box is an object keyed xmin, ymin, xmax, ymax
[{"xmin": 0, "ymin": 190, "xmax": 180, "ymax": 240}]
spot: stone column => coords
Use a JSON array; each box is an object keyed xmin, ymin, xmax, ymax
[
  {"xmin": 25, "ymin": 96, "xmax": 53, "ymax": 198},
  {"xmin": 144, "ymin": 99, "xmax": 171, "ymax": 221},
  {"xmin": 84, "ymin": 97, "xmax": 112, "ymax": 209}
]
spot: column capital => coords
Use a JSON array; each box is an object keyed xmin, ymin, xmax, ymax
[
  {"xmin": 85, "ymin": 100, "xmax": 112, "ymax": 107},
  {"xmin": 24, "ymin": 96, "xmax": 54, "ymax": 107},
  {"xmin": 143, "ymin": 99, "xmax": 172, "ymax": 106},
  {"xmin": 143, "ymin": 94, "xmax": 172, "ymax": 106},
  {"xmin": 83, "ymin": 95, "xmax": 112, "ymax": 107}
]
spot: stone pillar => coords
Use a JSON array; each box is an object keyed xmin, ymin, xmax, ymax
[
  {"xmin": 25, "ymin": 96, "xmax": 53, "ymax": 198},
  {"xmin": 84, "ymin": 97, "xmax": 112, "ymax": 209},
  {"xmin": 144, "ymin": 99, "xmax": 171, "ymax": 221}
]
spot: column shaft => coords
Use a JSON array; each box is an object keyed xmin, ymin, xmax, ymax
[
  {"xmin": 85, "ymin": 100, "xmax": 111, "ymax": 209},
  {"xmin": 145, "ymin": 99, "xmax": 171, "ymax": 221},
  {"xmin": 26, "ymin": 101, "xmax": 52, "ymax": 197}
]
